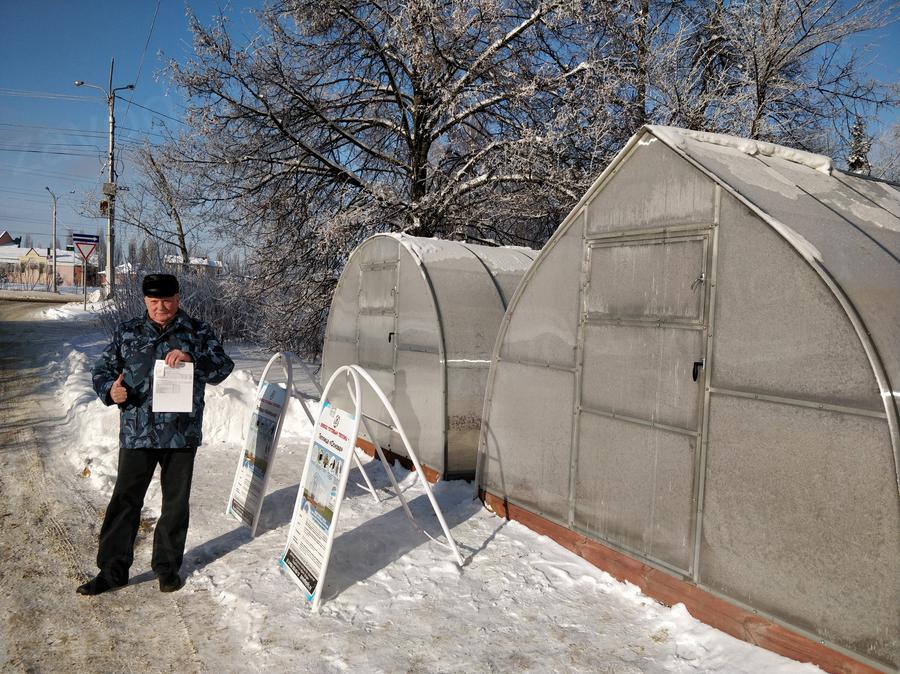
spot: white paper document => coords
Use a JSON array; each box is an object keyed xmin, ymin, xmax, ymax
[{"xmin": 152, "ymin": 360, "xmax": 194, "ymax": 413}]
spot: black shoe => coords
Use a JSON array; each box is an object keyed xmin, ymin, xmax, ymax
[
  {"xmin": 158, "ymin": 573, "xmax": 184, "ymax": 593},
  {"xmin": 76, "ymin": 576, "xmax": 123, "ymax": 596}
]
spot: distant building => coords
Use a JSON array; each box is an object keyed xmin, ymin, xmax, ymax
[
  {"xmin": 0, "ymin": 230, "xmax": 98, "ymax": 288},
  {"xmin": 97, "ymin": 256, "xmax": 226, "ymax": 289},
  {"xmin": 162, "ymin": 255, "xmax": 227, "ymax": 276},
  {"xmin": 0, "ymin": 231, "xmax": 21, "ymax": 246}
]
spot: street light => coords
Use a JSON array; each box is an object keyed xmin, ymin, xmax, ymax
[
  {"xmin": 74, "ymin": 57, "xmax": 135, "ymax": 299},
  {"xmin": 44, "ymin": 187, "xmax": 58, "ymax": 293}
]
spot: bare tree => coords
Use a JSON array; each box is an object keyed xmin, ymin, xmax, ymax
[
  {"xmin": 655, "ymin": 0, "xmax": 898, "ymax": 150},
  {"xmin": 871, "ymin": 121, "xmax": 900, "ymax": 182},
  {"xmin": 169, "ymin": 0, "xmax": 623, "ymax": 353},
  {"xmin": 117, "ymin": 145, "xmax": 206, "ymax": 265},
  {"xmin": 22, "ymin": 260, "xmax": 42, "ymax": 291},
  {"xmin": 165, "ymin": 0, "xmax": 898, "ymax": 355}
]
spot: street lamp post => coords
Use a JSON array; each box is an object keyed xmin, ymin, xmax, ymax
[
  {"xmin": 74, "ymin": 58, "xmax": 134, "ymax": 299},
  {"xmin": 45, "ymin": 187, "xmax": 58, "ymax": 293}
]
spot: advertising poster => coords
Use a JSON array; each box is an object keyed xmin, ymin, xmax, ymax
[
  {"xmin": 281, "ymin": 402, "xmax": 357, "ymax": 601},
  {"xmin": 227, "ymin": 382, "xmax": 288, "ymax": 530}
]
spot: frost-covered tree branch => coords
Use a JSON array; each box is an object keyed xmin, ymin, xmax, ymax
[
  {"xmin": 162, "ymin": 0, "xmax": 897, "ymax": 356},
  {"xmin": 165, "ymin": 0, "xmax": 623, "ymax": 354}
]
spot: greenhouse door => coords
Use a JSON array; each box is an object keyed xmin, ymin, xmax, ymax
[
  {"xmin": 572, "ymin": 231, "xmax": 711, "ymax": 575},
  {"xmin": 356, "ymin": 261, "xmax": 399, "ymax": 446}
]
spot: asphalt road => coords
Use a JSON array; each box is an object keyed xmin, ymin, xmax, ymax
[{"xmin": 0, "ymin": 290, "xmax": 82, "ymax": 304}]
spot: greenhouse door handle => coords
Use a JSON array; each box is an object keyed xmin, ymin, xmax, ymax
[
  {"xmin": 692, "ymin": 359, "xmax": 705, "ymax": 382},
  {"xmin": 388, "ymin": 331, "xmax": 395, "ymax": 343}
]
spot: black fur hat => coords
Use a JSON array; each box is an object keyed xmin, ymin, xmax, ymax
[{"xmin": 142, "ymin": 273, "xmax": 180, "ymax": 298}]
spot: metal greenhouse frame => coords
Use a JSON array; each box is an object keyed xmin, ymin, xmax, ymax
[{"xmin": 476, "ymin": 126, "xmax": 899, "ymax": 673}]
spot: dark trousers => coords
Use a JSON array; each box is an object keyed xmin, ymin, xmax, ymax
[{"xmin": 97, "ymin": 447, "xmax": 197, "ymax": 584}]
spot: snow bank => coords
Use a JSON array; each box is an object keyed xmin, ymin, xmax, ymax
[{"xmin": 40, "ymin": 298, "xmax": 109, "ymax": 321}]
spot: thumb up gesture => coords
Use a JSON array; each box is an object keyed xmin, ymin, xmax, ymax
[{"xmin": 110, "ymin": 372, "xmax": 128, "ymax": 404}]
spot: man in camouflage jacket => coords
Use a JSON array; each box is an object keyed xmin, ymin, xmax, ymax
[{"xmin": 77, "ymin": 273, "xmax": 234, "ymax": 596}]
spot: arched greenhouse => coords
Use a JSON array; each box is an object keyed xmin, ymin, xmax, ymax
[
  {"xmin": 477, "ymin": 126, "xmax": 899, "ymax": 672},
  {"xmin": 322, "ymin": 233, "xmax": 535, "ymax": 480}
]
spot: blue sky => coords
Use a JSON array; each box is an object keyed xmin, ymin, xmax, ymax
[
  {"xmin": 1, "ymin": 1, "xmax": 898, "ymax": 252},
  {"xmin": 0, "ymin": 0, "xmax": 256, "ymax": 253}
]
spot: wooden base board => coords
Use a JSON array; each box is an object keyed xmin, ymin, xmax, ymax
[
  {"xmin": 480, "ymin": 490, "xmax": 885, "ymax": 674},
  {"xmin": 356, "ymin": 437, "xmax": 441, "ymax": 484}
]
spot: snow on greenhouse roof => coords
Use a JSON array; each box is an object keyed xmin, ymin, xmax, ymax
[
  {"xmin": 643, "ymin": 125, "xmax": 899, "ymax": 239},
  {"xmin": 384, "ymin": 233, "xmax": 536, "ymax": 273},
  {"xmin": 639, "ymin": 125, "xmax": 900, "ymax": 422},
  {"xmin": 649, "ymin": 125, "xmax": 834, "ymax": 174}
]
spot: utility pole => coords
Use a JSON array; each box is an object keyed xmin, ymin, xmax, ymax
[
  {"xmin": 105, "ymin": 59, "xmax": 116, "ymax": 299},
  {"xmin": 75, "ymin": 58, "xmax": 134, "ymax": 299},
  {"xmin": 45, "ymin": 187, "xmax": 58, "ymax": 293}
]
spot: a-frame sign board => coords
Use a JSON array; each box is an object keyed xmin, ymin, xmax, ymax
[
  {"xmin": 226, "ymin": 352, "xmax": 293, "ymax": 536},
  {"xmin": 280, "ymin": 398, "xmax": 358, "ymax": 601},
  {"xmin": 280, "ymin": 364, "xmax": 464, "ymax": 610},
  {"xmin": 226, "ymin": 353, "xmax": 382, "ymax": 537}
]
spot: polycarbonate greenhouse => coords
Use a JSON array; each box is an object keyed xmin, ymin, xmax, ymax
[
  {"xmin": 322, "ymin": 233, "xmax": 535, "ymax": 480},
  {"xmin": 476, "ymin": 126, "xmax": 899, "ymax": 671}
]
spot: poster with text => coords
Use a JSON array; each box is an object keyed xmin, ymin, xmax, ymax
[
  {"xmin": 227, "ymin": 382, "xmax": 288, "ymax": 531},
  {"xmin": 281, "ymin": 402, "xmax": 357, "ymax": 602}
]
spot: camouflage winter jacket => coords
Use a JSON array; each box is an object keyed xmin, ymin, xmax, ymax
[{"xmin": 91, "ymin": 309, "xmax": 234, "ymax": 449}]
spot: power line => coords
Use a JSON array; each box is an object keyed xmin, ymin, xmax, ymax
[
  {"xmin": 0, "ymin": 188, "xmax": 85, "ymax": 202},
  {"xmin": 122, "ymin": 125, "xmax": 170, "ymax": 139},
  {"xmin": 0, "ymin": 166, "xmax": 101, "ymax": 184},
  {"xmin": 0, "ymin": 89, "xmax": 185, "ymax": 130},
  {"xmin": 0, "ymin": 148, "xmax": 101, "ymax": 157},
  {"xmin": 0, "ymin": 133, "xmax": 106, "ymax": 145},
  {"xmin": 1, "ymin": 207, "xmax": 91, "ymax": 222},
  {"xmin": 122, "ymin": 0, "xmax": 162, "ymax": 126},
  {"xmin": 15, "ymin": 142, "xmax": 102, "ymax": 149},
  {"xmin": 0, "ymin": 133, "xmax": 156, "ymax": 150},
  {"xmin": 117, "ymin": 97, "xmax": 186, "ymax": 125},
  {"xmin": 1, "ymin": 206, "xmax": 87, "ymax": 219},
  {"xmin": 0, "ymin": 217, "xmax": 87, "ymax": 230},
  {"xmin": 0, "ymin": 122, "xmax": 106, "ymax": 138},
  {"xmin": 0, "ymin": 121, "xmax": 170, "ymax": 140},
  {"xmin": 0, "ymin": 131, "xmax": 153, "ymax": 149},
  {"xmin": 0, "ymin": 88, "xmax": 97, "ymax": 102},
  {"xmin": 0, "ymin": 187, "xmax": 53, "ymax": 197},
  {"xmin": 2, "ymin": 199, "xmax": 90, "ymax": 215},
  {"xmin": 0, "ymin": 173, "xmax": 99, "ymax": 186},
  {"xmin": 0, "ymin": 142, "xmax": 148, "ymax": 156},
  {"xmin": 0, "ymin": 195, "xmax": 51, "ymax": 206}
]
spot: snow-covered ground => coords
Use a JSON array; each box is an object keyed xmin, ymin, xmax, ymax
[{"xmin": 42, "ymin": 300, "xmax": 819, "ymax": 672}]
